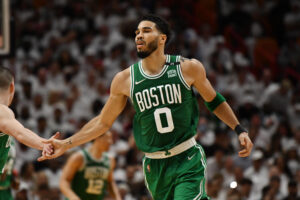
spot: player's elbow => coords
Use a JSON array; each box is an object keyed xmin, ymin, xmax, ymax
[
  {"xmin": 98, "ymin": 118, "xmax": 113, "ymax": 132},
  {"xmin": 15, "ymin": 133, "xmax": 24, "ymax": 142}
]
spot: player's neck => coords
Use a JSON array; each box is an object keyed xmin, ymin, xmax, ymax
[
  {"xmin": 0, "ymin": 93, "xmax": 9, "ymax": 106},
  {"xmin": 89, "ymin": 145, "xmax": 104, "ymax": 159},
  {"xmin": 142, "ymin": 50, "xmax": 166, "ymax": 75}
]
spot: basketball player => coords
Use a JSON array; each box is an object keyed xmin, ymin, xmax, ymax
[
  {"xmin": 0, "ymin": 66, "xmax": 55, "ymax": 174},
  {"xmin": 40, "ymin": 15, "xmax": 253, "ymax": 200},
  {"xmin": 60, "ymin": 131, "xmax": 121, "ymax": 200}
]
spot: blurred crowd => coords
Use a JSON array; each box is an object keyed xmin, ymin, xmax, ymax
[{"xmin": 0, "ymin": 0, "xmax": 300, "ymax": 199}]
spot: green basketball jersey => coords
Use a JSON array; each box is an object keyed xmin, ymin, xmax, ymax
[
  {"xmin": 130, "ymin": 55, "xmax": 199, "ymax": 153},
  {"xmin": 0, "ymin": 139, "xmax": 16, "ymax": 190},
  {"xmin": 67, "ymin": 149, "xmax": 111, "ymax": 200},
  {"xmin": 0, "ymin": 133, "xmax": 11, "ymax": 174}
]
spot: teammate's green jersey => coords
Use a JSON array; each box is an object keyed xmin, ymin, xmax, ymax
[
  {"xmin": 66, "ymin": 149, "xmax": 111, "ymax": 200},
  {"xmin": 0, "ymin": 139, "xmax": 15, "ymax": 200},
  {"xmin": 0, "ymin": 133, "xmax": 11, "ymax": 174},
  {"xmin": 130, "ymin": 55, "xmax": 199, "ymax": 153}
]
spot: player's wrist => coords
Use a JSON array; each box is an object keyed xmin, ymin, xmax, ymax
[
  {"xmin": 234, "ymin": 124, "xmax": 247, "ymax": 135},
  {"xmin": 63, "ymin": 138, "xmax": 74, "ymax": 149}
]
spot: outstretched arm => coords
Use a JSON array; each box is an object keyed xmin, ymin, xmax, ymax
[
  {"xmin": 0, "ymin": 105, "xmax": 49, "ymax": 151},
  {"xmin": 60, "ymin": 152, "xmax": 83, "ymax": 200},
  {"xmin": 39, "ymin": 70, "xmax": 130, "ymax": 160},
  {"xmin": 181, "ymin": 58, "xmax": 253, "ymax": 157}
]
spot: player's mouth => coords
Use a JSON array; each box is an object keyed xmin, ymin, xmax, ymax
[{"xmin": 136, "ymin": 40, "xmax": 145, "ymax": 48}]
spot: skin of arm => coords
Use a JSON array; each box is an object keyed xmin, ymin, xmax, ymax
[
  {"xmin": 39, "ymin": 69, "xmax": 131, "ymax": 160},
  {"xmin": 59, "ymin": 152, "xmax": 83, "ymax": 200},
  {"xmin": 181, "ymin": 58, "xmax": 253, "ymax": 157},
  {"xmin": 107, "ymin": 158, "xmax": 122, "ymax": 200},
  {"xmin": 0, "ymin": 105, "xmax": 48, "ymax": 150}
]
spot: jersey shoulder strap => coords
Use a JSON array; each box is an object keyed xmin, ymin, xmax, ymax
[{"xmin": 166, "ymin": 55, "xmax": 180, "ymax": 66}]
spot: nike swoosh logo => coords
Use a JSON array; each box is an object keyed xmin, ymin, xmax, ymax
[
  {"xmin": 188, "ymin": 153, "xmax": 196, "ymax": 160},
  {"xmin": 135, "ymin": 79, "xmax": 146, "ymax": 85}
]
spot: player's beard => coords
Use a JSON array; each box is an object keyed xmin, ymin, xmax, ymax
[{"xmin": 137, "ymin": 38, "xmax": 158, "ymax": 58}]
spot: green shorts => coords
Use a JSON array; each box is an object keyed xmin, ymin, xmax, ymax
[
  {"xmin": 143, "ymin": 144, "xmax": 210, "ymax": 200},
  {"xmin": 0, "ymin": 189, "xmax": 13, "ymax": 200}
]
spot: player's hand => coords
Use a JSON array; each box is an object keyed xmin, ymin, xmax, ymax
[
  {"xmin": 42, "ymin": 132, "xmax": 60, "ymax": 156},
  {"xmin": 37, "ymin": 132, "xmax": 67, "ymax": 161},
  {"xmin": 238, "ymin": 132, "xmax": 253, "ymax": 157}
]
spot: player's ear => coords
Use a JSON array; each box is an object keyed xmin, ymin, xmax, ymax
[
  {"xmin": 9, "ymin": 81, "xmax": 14, "ymax": 94},
  {"xmin": 160, "ymin": 34, "xmax": 167, "ymax": 44}
]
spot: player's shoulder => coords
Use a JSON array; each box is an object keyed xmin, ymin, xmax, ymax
[
  {"xmin": 114, "ymin": 67, "xmax": 131, "ymax": 82},
  {"xmin": 0, "ymin": 104, "xmax": 14, "ymax": 119},
  {"xmin": 69, "ymin": 150, "xmax": 84, "ymax": 163},
  {"xmin": 180, "ymin": 57, "xmax": 204, "ymax": 69},
  {"xmin": 179, "ymin": 57, "xmax": 206, "ymax": 85},
  {"xmin": 180, "ymin": 56, "xmax": 206, "ymax": 75},
  {"xmin": 111, "ymin": 67, "xmax": 131, "ymax": 96}
]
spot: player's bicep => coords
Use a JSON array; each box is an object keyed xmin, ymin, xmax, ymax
[
  {"xmin": 0, "ymin": 106, "xmax": 17, "ymax": 134},
  {"xmin": 61, "ymin": 152, "xmax": 83, "ymax": 182},
  {"xmin": 188, "ymin": 60, "xmax": 216, "ymax": 102},
  {"xmin": 98, "ymin": 73, "xmax": 128, "ymax": 127},
  {"xmin": 0, "ymin": 118, "xmax": 25, "ymax": 138}
]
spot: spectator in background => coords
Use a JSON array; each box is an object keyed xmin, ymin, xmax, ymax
[
  {"xmin": 239, "ymin": 178, "xmax": 254, "ymax": 200},
  {"xmin": 244, "ymin": 149, "xmax": 269, "ymax": 200},
  {"xmin": 283, "ymin": 180, "xmax": 299, "ymax": 200}
]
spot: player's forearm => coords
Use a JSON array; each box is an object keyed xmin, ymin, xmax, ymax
[
  {"xmin": 2, "ymin": 121, "xmax": 45, "ymax": 150},
  {"xmin": 62, "ymin": 116, "xmax": 110, "ymax": 150},
  {"xmin": 15, "ymin": 128, "xmax": 45, "ymax": 150},
  {"xmin": 213, "ymin": 102, "xmax": 240, "ymax": 130},
  {"xmin": 108, "ymin": 181, "xmax": 122, "ymax": 200},
  {"xmin": 60, "ymin": 180, "xmax": 79, "ymax": 199}
]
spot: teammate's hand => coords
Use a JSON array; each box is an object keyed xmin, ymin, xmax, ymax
[
  {"xmin": 238, "ymin": 132, "xmax": 253, "ymax": 157},
  {"xmin": 42, "ymin": 132, "xmax": 60, "ymax": 156},
  {"xmin": 38, "ymin": 132, "xmax": 67, "ymax": 161}
]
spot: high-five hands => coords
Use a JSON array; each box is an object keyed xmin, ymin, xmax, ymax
[
  {"xmin": 41, "ymin": 132, "xmax": 60, "ymax": 157},
  {"xmin": 38, "ymin": 132, "xmax": 68, "ymax": 162},
  {"xmin": 238, "ymin": 132, "xmax": 253, "ymax": 157}
]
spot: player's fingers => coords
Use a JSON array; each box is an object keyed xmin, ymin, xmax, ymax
[
  {"xmin": 238, "ymin": 149, "xmax": 249, "ymax": 157},
  {"xmin": 37, "ymin": 155, "xmax": 47, "ymax": 162},
  {"xmin": 38, "ymin": 153, "xmax": 56, "ymax": 161},
  {"xmin": 44, "ymin": 146, "xmax": 53, "ymax": 154},
  {"xmin": 42, "ymin": 150, "xmax": 51, "ymax": 158},
  {"xmin": 42, "ymin": 139, "xmax": 52, "ymax": 144},
  {"xmin": 239, "ymin": 136, "xmax": 246, "ymax": 146},
  {"xmin": 245, "ymin": 138, "xmax": 253, "ymax": 152},
  {"xmin": 51, "ymin": 132, "xmax": 60, "ymax": 139}
]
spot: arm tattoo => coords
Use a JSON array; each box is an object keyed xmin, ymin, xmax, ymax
[
  {"xmin": 66, "ymin": 139, "xmax": 72, "ymax": 145},
  {"xmin": 180, "ymin": 57, "xmax": 189, "ymax": 62}
]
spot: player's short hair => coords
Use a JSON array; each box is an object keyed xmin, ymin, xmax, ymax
[
  {"xmin": 139, "ymin": 14, "xmax": 171, "ymax": 44},
  {"xmin": 0, "ymin": 66, "xmax": 13, "ymax": 90}
]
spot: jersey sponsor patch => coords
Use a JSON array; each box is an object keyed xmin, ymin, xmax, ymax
[{"xmin": 167, "ymin": 69, "xmax": 177, "ymax": 78}]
